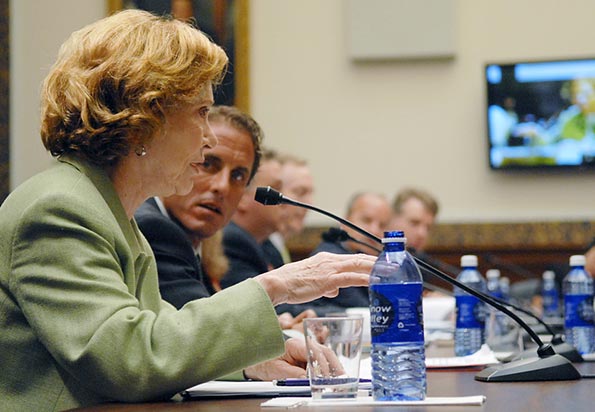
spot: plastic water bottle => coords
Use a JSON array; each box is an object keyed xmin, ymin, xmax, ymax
[
  {"xmin": 499, "ymin": 276, "xmax": 511, "ymax": 302},
  {"xmin": 369, "ymin": 231, "xmax": 426, "ymax": 401},
  {"xmin": 541, "ymin": 270, "xmax": 560, "ymax": 318},
  {"xmin": 454, "ymin": 255, "xmax": 486, "ymax": 356},
  {"xmin": 563, "ymin": 255, "xmax": 595, "ymax": 354},
  {"xmin": 485, "ymin": 269, "xmax": 506, "ymax": 351},
  {"xmin": 486, "ymin": 269, "xmax": 503, "ymax": 299}
]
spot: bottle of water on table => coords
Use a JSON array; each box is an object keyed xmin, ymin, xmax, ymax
[
  {"xmin": 563, "ymin": 255, "xmax": 595, "ymax": 354},
  {"xmin": 454, "ymin": 255, "xmax": 486, "ymax": 356},
  {"xmin": 369, "ymin": 230, "xmax": 426, "ymax": 401},
  {"xmin": 542, "ymin": 270, "xmax": 560, "ymax": 319},
  {"xmin": 485, "ymin": 269, "xmax": 506, "ymax": 351},
  {"xmin": 499, "ymin": 276, "xmax": 510, "ymax": 303}
]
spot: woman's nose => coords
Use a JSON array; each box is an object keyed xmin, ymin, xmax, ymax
[{"xmin": 204, "ymin": 123, "xmax": 218, "ymax": 149}]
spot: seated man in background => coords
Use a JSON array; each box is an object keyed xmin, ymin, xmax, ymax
[
  {"xmin": 136, "ymin": 106, "xmax": 312, "ymax": 330},
  {"xmin": 135, "ymin": 106, "xmax": 259, "ymax": 306},
  {"xmin": 338, "ymin": 192, "xmax": 391, "ymax": 256},
  {"xmin": 389, "ymin": 187, "xmax": 454, "ymax": 293},
  {"xmin": 263, "ymin": 153, "xmax": 315, "ymax": 268},
  {"xmin": 277, "ymin": 192, "xmax": 391, "ymax": 316},
  {"xmin": 220, "ymin": 150, "xmax": 286, "ymax": 287},
  {"xmin": 390, "ymin": 187, "xmax": 439, "ymax": 253}
]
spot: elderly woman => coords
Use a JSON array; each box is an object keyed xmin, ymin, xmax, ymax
[{"xmin": 0, "ymin": 10, "xmax": 374, "ymax": 411}]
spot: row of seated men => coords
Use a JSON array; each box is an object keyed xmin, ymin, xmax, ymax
[{"xmin": 135, "ymin": 105, "xmax": 440, "ymax": 325}]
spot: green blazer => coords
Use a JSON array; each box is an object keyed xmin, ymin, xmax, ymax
[{"xmin": 0, "ymin": 155, "xmax": 284, "ymax": 411}]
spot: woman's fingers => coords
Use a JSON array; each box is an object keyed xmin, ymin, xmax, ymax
[
  {"xmin": 305, "ymin": 336, "xmax": 346, "ymax": 378},
  {"xmin": 255, "ymin": 252, "xmax": 376, "ymax": 306}
]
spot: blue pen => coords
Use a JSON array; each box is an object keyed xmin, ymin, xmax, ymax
[{"xmin": 273, "ymin": 378, "xmax": 371, "ymax": 386}]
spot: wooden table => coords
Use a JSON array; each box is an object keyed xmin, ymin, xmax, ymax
[{"xmin": 71, "ymin": 359, "xmax": 595, "ymax": 412}]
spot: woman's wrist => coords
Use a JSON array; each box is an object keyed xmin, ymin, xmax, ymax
[{"xmin": 255, "ymin": 272, "xmax": 287, "ymax": 306}]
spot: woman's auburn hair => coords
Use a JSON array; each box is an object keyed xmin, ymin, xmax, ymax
[{"xmin": 40, "ymin": 9, "xmax": 228, "ymax": 167}]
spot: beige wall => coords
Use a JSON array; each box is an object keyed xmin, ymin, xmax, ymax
[
  {"xmin": 10, "ymin": 0, "xmax": 104, "ymax": 189},
  {"xmin": 250, "ymin": 0, "xmax": 595, "ymax": 225},
  {"xmin": 10, "ymin": 0, "xmax": 595, "ymax": 225}
]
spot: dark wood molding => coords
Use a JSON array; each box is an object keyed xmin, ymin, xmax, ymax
[
  {"xmin": 286, "ymin": 221, "xmax": 594, "ymax": 284},
  {"xmin": 426, "ymin": 221, "xmax": 594, "ymax": 250}
]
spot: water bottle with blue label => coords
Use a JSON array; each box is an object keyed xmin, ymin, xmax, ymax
[
  {"xmin": 486, "ymin": 269, "xmax": 503, "ymax": 299},
  {"xmin": 499, "ymin": 276, "xmax": 510, "ymax": 302},
  {"xmin": 369, "ymin": 230, "xmax": 426, "ymax": 401},
  {"xmin": 563, "ymin": 255, "xmax": 595, "ymax": 354},
  {"xmin": 542, "ymin": 270, "xmax": 560, "ymax": 319},
  {"xmin": 485, "ymin": 269, "xmax": 506, "ymax": 351},
  {"xmin": 454, "ymin": 255, "xmax": 486, "ymax": 356}
]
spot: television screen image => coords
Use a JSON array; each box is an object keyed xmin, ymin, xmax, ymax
[{"xmin": 486, "ymin": 58, "xmax": 595, "ymax": 170}]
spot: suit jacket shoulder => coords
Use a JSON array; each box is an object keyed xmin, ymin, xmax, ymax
[
  {"xmin": 135, "ymin": 199, "xmax": 211, "ymax": 309},
  {"xmin": 221, "ymin": 221, "xmax": 271, "ymax": 288},
  {"xmin": 262, "ymin": 238, "xmax": 285, "ymax": 269}
]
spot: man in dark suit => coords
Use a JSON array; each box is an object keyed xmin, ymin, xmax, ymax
[
  {"xmin": 263, "ymin": 154, "xmax": 315, "ymax": 268},
  {"xmin": 220, "ymin": 150, "xmax": 285, "ymax": 288},
  {"xmin": 136, "ymin": 105, "xmax": 263, "ymax": 308},
  {"xmin": 136, "ymin": 106, "xmax": 314, "ymax": 330},
  {"xmin": 136, "ymin": 198, "xmax": 212, "ymax": 308}
]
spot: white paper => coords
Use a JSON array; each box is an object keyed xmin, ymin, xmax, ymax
[
  {"xmin": 182, "ymin": 380, "xmax": 310, "ymax": 398},
  {"xmin": 261, "ymin": 395, "xmax": 487, "ymax": 408},
  {"xmin": 423, "ymin": 296, "xmax": 455, "ymax": 323},
  {"xmin": 425, "ymin": 344, "xmax": 500, "ymax": 369},
  {"xmin": 360, "ymin": 344, "xmax": 499, "ymax": 378}
]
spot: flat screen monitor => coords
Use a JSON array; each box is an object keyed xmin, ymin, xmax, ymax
[{"xmin": 486, "ymin": 57, "xmax": 595, "ymax": 170}]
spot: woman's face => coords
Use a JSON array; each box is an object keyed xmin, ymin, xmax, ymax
[{"xmin": 146, "ymin": 83, "xmax": 217, "ymax": 197}]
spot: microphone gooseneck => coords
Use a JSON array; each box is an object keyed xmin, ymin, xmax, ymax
[
  {"xmin": 255, "ymin": 186, "xmax": 582, "ymax": 382},
  {"xmin": 322, "ymin": 227, "xmax": 383, "ymax": 254},
  {"xmin": 406, "ymin": 248, "xmax": 581, "ymax": 362},
  {"xmin": 255, "ymin": 186, "xmax": 381, "ymax": 244},
  {"xmin": 324, "ymin": 228, "xmax": 452, "ymax": 296}
]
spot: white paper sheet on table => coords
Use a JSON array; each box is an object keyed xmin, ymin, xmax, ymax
[
  {"xmin": 360, "ymin": 344, "xmax": 499, "ymax": 378},
  {"xmin": 261, "ymin": 395, "xmax": 487, "ymax": 408},
  {"xmin": 426, "ymin": 344, "xmax": 500, "ymax": 368},
  {"xmin": 182, "ymin": 381, "xmax": 310, "ymax": 398}
]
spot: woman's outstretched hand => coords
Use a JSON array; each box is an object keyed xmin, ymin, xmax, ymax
[{"xmin": 255, "ymin": 252, "xmax": 375, "ymax": 306}]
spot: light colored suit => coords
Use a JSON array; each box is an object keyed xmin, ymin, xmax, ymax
[{"xmin": 0, "ymin": 155, "xmax": 284, "ymax": 411}]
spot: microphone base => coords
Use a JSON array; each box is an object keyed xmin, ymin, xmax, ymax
[
  {"xmin": 506, "ymin": 343, "xmax": 584, "ymax": 363},
  {"xmin": 475, "ymin": 354, "xmax": 581, "ymax": 382}
]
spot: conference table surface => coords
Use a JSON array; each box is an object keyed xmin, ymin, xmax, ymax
[{"xmin": 71, "ymin": 347, "xmax": 595, "ymax": 412}]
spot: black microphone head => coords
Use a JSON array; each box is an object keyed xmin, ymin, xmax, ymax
[
  {"xmin": 254, "ymin": 186, "xmax": 283, "ymax": 205},
  {"xmin": 322, "ymin": 227, "xmax": 350, "ymax": 242}
]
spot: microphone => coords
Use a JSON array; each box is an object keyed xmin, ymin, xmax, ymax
[
  {"xmin": 255, "ymin": 186, "xmax": 582, "ymax": 382},
  {"xmin": 406, "ymin": 250, "xmax": 582, "ymax": 363},
  {"xmin": 323, "ymin": 228, "xmax": 453, "ymax": 296},
  {"xmin": 410, "ymin": 248, "xmax": 460, "ymax": 275},
  {"xmin": 407, "ymin": 251, "xmax": 582, "ymax": 363},
  {"xmin": 255, "ymin": 186, "xmax": 381, "ymax": 243},
  {"xmin": 322, "ymin": 227, "xmax": 382, "ymax": 254},
  {"xmin": 494, "ymin": 301, "xmax": 582, "ymax": 363}
]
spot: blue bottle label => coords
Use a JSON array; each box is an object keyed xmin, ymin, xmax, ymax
[
  {"xmin": 490, "ymin": 291, "xmax": 504, "ymax": 300},
  {"xmin": 543, "ymin": 289, "xmax": 559, "ymax": 312},
  {"xmin": 564, "ymin": 294, "xmax": 595, "ymax": 327},
  {"xmin": 455, "ymin": 295, "xmax": 485, "ymax": 328},
  {"xmin": 369, "ymin": 283, "xmax": 424, "ymax": 343}
]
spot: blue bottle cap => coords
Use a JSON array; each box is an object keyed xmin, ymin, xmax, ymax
[{"xmin": 382, "ymin": 230, "xmax": 406, "ymax": 244}]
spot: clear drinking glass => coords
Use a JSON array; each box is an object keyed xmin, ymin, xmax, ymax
[{"xmin": 303, "ymin": 316, "xmax": 364, "ymax": 400}]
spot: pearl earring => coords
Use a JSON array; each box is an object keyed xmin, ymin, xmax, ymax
[{"xmin": 135, "ymin": 145, "xmax": 147, "ymax": 157}]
